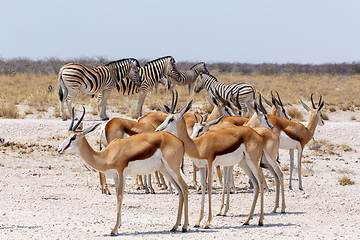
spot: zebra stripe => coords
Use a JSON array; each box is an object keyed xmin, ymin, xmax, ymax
[
  {"xmin": 126, "ymin": 56, "xmax": 182, "ymax": 117},
  {"xmin": 58, "ymin": 58, "xmax": 140, "ymax": 121},
  {"xmin": 194, "ymin": 73, "xmax": 255, "ymax": 115}
]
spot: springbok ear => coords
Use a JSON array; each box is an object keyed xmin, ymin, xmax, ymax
[
  {"xmin": 207, "ymin": 115, "xmax": 225, "ymax": 128},
  {"xmin": 82, "ymin": 123, "xmax": 101, "ymax": 136},
  {"xmin": 158, "ymin": 104, "xmax": 169, "ymax": 113},
  {"xmin": 205, "ymin": 96, "xmax": 214, "ymax": 105},
  {"xmin": 262, "ymin": 96, "xmax": 273, "ymax": 107},
  {"xmin": 179, "ymin": 100, "xmax": 193, "ymax": 117},
  {"xmin": 300, "ymin": 99, "xmax": 311, "ymax": 112}
]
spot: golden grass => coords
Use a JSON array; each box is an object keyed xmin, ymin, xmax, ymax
[
  {"xmin": 0, "ymin": 102, "xmax": 20, "ymax": 118},
  {"xmin": 1, "ymin": 72, "xmax": 360, "ymax": 118}
]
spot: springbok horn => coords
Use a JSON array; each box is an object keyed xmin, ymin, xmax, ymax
[
  {"xmin": 73, "ymin": 106, "xmax": 86, "ymax": 131},
  {"xmin": 275, "ymin": 91, "xmax": 283, "ymax": 106},
  {"xmin": 310, "ymin": 93, "xmax": 316, "ymax": 109},
  {"xmin": 271, "ymin": 91, "xmax": 280, "ymax": 106},
  {"xmin": 258, "ymin": 93, "xmax": 267, "ymax": 114},
  {"xmin": 69, "ymin": 107, "xmax": 75, "ymax": 131},
  {"xmin": 194, "ymin": 114, "xmax": 198, "ymax": 123},
  {"xmin": 318, "ymin": 94, "xmax": 323, "ymax": 107}
]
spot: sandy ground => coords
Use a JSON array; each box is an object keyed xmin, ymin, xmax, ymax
[{"xmin": 0, "ymin": 106, "xmax": 359, "ymax": 239}]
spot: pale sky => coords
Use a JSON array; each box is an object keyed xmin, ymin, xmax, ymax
[{"xmin": 1, "ymin": 0, "xmax": 359, "ymax": 64}]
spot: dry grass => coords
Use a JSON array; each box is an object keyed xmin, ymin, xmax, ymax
[
  {"xmin": 338, "ymin": 176, "xmax": 355, "ymax": 186},
  {"xmin": 308, "ymin": 139, "xmax": 356, "ymax": 156},
  {"xmin": 0, "ymin": 103, "xmax": 21, "ymax": 119},
  {"xmin": 1, "ymin": 72, "xmax": 360, "ymax": 119},
  {"xmin": 286, "ymin": 107, "xmax": 304, "ymax": 121}
]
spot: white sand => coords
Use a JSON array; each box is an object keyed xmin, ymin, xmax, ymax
[{"xmin": 0, "ymin": 108, "xmax": 359, "ymax": 239}]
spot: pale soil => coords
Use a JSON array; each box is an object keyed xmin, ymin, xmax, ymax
[{"xmin": 0, "ymin": 106, "xmax": 359, "ymax": 239}]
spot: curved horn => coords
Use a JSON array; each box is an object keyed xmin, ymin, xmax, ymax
[
  {"xmin": 318, "ymin": 94, "xmax": 323, "ymax": 108},
  {"xmin": 69, "ymin": 107, "xmax": 75, "ymax": 131},
  {"xmin": 275, "ymin": 91, "xmax": 283, "ymax": 106},
  {"xmin": 310, "ymin": 93, "xmax": 316, "ymax": 109},
  {"xmin": 194, "ymin": 114, "xmax": 198, "ymax": 123},
  {"xmin": 200, "ymin": 115, "xmax": 204, "ymax": 124},
  {"xmin": 73, "ymin": 106, "xmax": 86, "ymax": 131},
  {"xmin": 258, "ymin": 93, "xmax": 267, "ymax": 114}
]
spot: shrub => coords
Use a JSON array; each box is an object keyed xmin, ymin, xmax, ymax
[{"xmin": 338, "ymin": 176, "xmax": 355, "ymax": 186}]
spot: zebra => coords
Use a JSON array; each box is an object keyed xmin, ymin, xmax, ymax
[
  {"xmin": 58, "ymin": 58, "xmax": 140, "ymax": 121},
  {"xmin": 194, "ymin": 72, "xmax": 256, "ymax": 116},
  {"xmin": 155, "ymin": 62, "xmax": 209, "ymax": 95},
  {"xmin": 128, "ymin": 56, "xmax": 183, "ymax": 117}
]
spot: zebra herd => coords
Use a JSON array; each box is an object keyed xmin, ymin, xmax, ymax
[{"xmin": 57, "ymin": 56, "xmax": 256, "ymax": 120}]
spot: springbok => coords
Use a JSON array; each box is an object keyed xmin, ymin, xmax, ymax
[
  {"xmin": 98, "ymin": 117, "xmax": 168, "ymax": 195},
  {"xmin": 156, "ymin": 91, "xmax": 267, "ymax": 228},
  {"xmin": 57, "ymin": 107, "xmax": 188, "ymax": 235},
  {"xmin": 268, "ymin": 94, "xmax": 325, "ymax": 190},
  {"xmin": 191, "ymin": 112, "xmax": 285, "ymax": 216}
]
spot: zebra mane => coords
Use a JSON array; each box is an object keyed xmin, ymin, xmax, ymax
[
  {"xmin": 200, "ymin": 72, "xmax": 217, "ymax": 81},
  {"xmin": 143, "ymin": 56, "xmax": 173, "ymax": 67},
  {"xmin": 104, "ymin": 58, "xmax": 140, "ymax": 68},
  {"xmin": 190, "ymin": 62, "xmax": 205, "ymax": 70}
]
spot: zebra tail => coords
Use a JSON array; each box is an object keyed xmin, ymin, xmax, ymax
[{"xmin": 58, "ymin": 72, "xmax": 66, "ymax": 102}]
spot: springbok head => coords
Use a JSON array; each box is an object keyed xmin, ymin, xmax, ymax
[
  {"xmin": 57, "ymin": 107, "xmax": 100, "ymax": 154},
  {"xmin": 300, "ymin": 93, "xmax": 325, "ymax": 126}
]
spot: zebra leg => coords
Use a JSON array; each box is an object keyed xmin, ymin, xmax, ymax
[
  {"xmin": 65, "ymin": 91, "xmax": 77, "ymax": 120},
  {"xmin": 137, "ymin": 91, "xmax": 148, "ymax": 117},
  {"xmin": 188, "ymin": 83, "xmax": 194, "ymax": 96},
  {"xmin": 99, "ymin": 90, "xmax": 111, "ymax": 121}
]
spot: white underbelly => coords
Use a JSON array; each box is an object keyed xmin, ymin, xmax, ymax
[
  {"xmin": 279, "ymin": 131, "xmax": 301, "ymax": 150},
  {"xmin": 124, "ymin": 149, "xmax": 163, "ymax": 176},
  {"xmin": 188, "ymin": 144, "xmax": 246, "ymax": 168},
  {"xmin": 213, "ymin": 144, "xmax": 246, "ymax": 167},
  {"xmin": 190, "ymin": 156, "xmax": 208, "ymax": 168}
]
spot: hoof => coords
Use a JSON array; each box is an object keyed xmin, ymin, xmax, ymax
[
  {"xmin": 258, "ymin": 222, "xmax": 263, "ymax": 226},
  {"xmin": 299, "ymin": 187, "xmax": 303, "ymax": 191},
  {"xmin": 243, "ymin": 222, "xmax": 249, "ymax": 226},
  {"xmin": 194, "ymin": 224, "xmax": 200, "ymax": 228},
  {"xmin": 204, "ymin": 226, "xmax": 210, "ymax": 229},
  {"xmin": 170, "ymin": 228, "xmax": 176, "ymax": 232},
  {"xmin": 62, "ymin": 118, "xmax": 67, "ymax": 121},
  {"xmin": 110, "ymin": 231, "xmax": 117, "ymax": 236},
  {"xmin": 216, "ymin": 213, "xmax": 221, "ymax": 216},
  {"xmin": 289, "ymin": 186, "xmax": 293, "ymax": 190},
  {"xmin": 182, "ymin": 229, "xmax": 187, "ymax": 233},
  {"xmin": 101, "ymin": 117, "xmax": 109, "ymax": 121}
]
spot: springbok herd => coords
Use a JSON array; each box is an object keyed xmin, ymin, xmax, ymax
[
  {"xmin": 1, "ymin": 59, "xmax": 327, "ymax": 236},
  {"xmin": 57, "ymin": 87, "xmax": 324, "ymax": 235}
]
